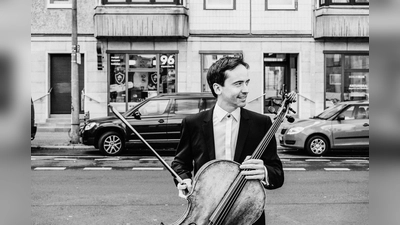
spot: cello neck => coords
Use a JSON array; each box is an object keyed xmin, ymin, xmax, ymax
[{"xmin": 250, "ymin": 100, "xmax": 288, "ymax": 160}]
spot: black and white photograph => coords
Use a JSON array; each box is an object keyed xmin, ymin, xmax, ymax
[{"xmin": 0, "ymin": 0, "xmax": 397, "ymax": 224}]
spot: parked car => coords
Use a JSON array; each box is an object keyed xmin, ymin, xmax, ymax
[
  {"xmin": 31, "ymin": 98, "xmax": 37, "ymax": 140},
  {"xmin": 280, "ymin": 100, "xmax": 369, "ymax": 156},
  {"xmin": 80, "ymin": 93, "xmax": 216, "ymax": 155}
]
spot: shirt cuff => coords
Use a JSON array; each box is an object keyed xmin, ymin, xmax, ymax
[{"xmin": 261, "ymin": 166, "xmax": 269, "ymax": 186}]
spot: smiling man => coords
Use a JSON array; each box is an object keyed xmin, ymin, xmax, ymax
[{"xmin": 171, "ymin": 56, "xmax": 284, "ymax": 225}]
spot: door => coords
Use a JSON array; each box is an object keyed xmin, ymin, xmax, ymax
[
  {"xmin": 166, "ymin": 97, "xmax": 217, "ymax": 142},
  {"xmin": 331, "ymin": 104, "xmax": 369, "ymax": 148},
  {"xmin": 50, "ymin": 54, "xmax": 84, "ymax": 114},
  {"xmin": 125, "ymin": 98, "xmax": 170, "ymax": 144}
]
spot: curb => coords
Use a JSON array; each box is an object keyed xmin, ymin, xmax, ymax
[
  {"xmin": 31, "ymin": 145, "xmax": 291, "ymax": 151},
  {"xmin": 31, "ymin": 145, "xmax": 96, "ymax": 150}
]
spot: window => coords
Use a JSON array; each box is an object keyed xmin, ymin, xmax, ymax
[
  {"xmin": 108, "ymin": 52, "xmax": 177, "ymax": 113},
  {"xmin": 324, "ymin": 52, "xmax": 369, "ymax": 108},
  {"xmin": 47, "ymin": 0, "xmax": 72, "ymax": 8},
  {"xmin": 138, "ymin": 99, "xmax": 169, "ymax": 116},
  {"xmin": 200, "ymin": 52, "xmax": 243, "ymax": 92},
  {"xmin": 102, "ymin": 0, "xmax": 182, "ymax": 4},
  {"xmin": 339, "ymin": 106, "xmax": 355, "ymax": 120},
  {"xmin": 355, "ymin": 105, "xmax": 369, "ymax": 119},
  {"xmin": 320, "ymin": 0, "xmax": 369, "ymax": 6},
  {"xmin": 174, "ymin": 99, "xmax": 200, "ymax": 114},
  {"xmin": 204, "ymin": 0, "xmax": 235, "ymax": 10},
  {"xmin": 266, "ymin": 0, "xmax": 297, "ymax": 10}
]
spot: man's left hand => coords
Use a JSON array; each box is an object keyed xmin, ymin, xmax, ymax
[{"xmin": 239, "ymin": 156, "xmax": 265, "ymax": 181}]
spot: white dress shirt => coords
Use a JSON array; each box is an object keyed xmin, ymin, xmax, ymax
[
  {"xmin": 213, "ymin": 104, "xmax": 241, "ymax": 160},
  {"xmin": 213, "ymin": 104, "xmax": 270, "ymax": 186}
]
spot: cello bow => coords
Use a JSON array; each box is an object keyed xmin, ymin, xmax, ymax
[{"xmin": 108, "ymin": 104, "xmax": 184, "ymax": 184}]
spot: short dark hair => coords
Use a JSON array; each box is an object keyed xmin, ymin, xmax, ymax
[{"xmin": 206, "ymin": 55, "xmax": 249, "ymax": 98}]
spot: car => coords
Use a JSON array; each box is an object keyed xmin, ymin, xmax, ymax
[
  {"xmin": 80, "ymin": 93, "xmax": 216, "ymax": 155},
  {"xmin": 279, "ymin": 100, "xmax": 369, "ymax": 156},
  {"xmin": 31, "ymin": 98, "xmax": 37, "ymax": 140}
]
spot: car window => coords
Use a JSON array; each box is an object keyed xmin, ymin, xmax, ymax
[
  {"xmin": 317, "ymin": 103, "xmax": 346, "ymax": 119},
  {"xmin": 174, "ymin": 99, "xmax": 200, "ymax": 114},
  {"xmin": 339, "ymin": 106, "xmax": 355, "ymax": 120},
  {"xmin": 137, "ymin": 99, "xmax": 169, "ymax": 116},
  {"xmin": 355, "ymin": 105, "xmax": 369, "ymax": 119}
]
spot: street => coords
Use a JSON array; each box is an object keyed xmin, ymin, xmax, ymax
[{"xmin": 31, "ymin": 153, "xmax": 369, "ymax": 225}]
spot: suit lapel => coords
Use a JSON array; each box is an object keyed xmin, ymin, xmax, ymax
[
  {"xmin": 203, "ymin": 108, "xmax": 215, "ymax": 160},
  {"xmin": 234, "ymin": 108, "xmax": 250, "ymax": 162}
]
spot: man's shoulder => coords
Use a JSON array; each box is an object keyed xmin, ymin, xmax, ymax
[
  {"xmin": 184, "ymin": 109, "xmax": 212, "ymax": 123},
  {"xmin": 242, "ymin": 108, "xmax": 271, "ymax": 121}
]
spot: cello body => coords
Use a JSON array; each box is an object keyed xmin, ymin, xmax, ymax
[{"xmin": 170, "ymin": 159, "xmax": 266, "ymax": 225}]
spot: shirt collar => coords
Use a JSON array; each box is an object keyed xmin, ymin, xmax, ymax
[{"xmin": 214, "ymin": 104, "xmax": 241, "ymax": 122}]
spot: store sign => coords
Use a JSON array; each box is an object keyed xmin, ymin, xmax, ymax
[
  {"xmin": 115, "ymin": 72, "xmax": 125, "ymax": 84},
  {"xmin": 111, "ymin": 56, "xmax": 121, "ymax": 65},
  {"xmin": 150, "ymin": 73, "xmax": 158, "ymax": 84},
  {"xmin": 160, "ymin": 54, "xmax": 175, "ymax": 69}
]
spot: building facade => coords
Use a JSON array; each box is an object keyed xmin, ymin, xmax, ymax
[{"xmin": 31, "ymin": 0, "xmax": 369, "ymax": 123}]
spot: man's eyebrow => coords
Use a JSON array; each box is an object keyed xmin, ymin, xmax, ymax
[{"xmin": 233, "ymin": 79, "xmax": 250, "ymax": 84}]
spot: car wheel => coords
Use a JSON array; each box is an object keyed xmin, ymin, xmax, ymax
[
  {"xmin": 305, "ymin": 135, "xmax": 330, "ymax": 156},
  {"xmin": 98, "ymin": 131, "xmax": 125, "ymax": 156}
]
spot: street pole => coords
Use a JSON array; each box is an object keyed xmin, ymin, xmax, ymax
[{"xmin": 70, "ymin": 0, "xmax": 79, "ymax": 143}]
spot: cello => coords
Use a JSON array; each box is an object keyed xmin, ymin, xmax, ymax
[{"xmin": 109, "ymin": 92, "xmax": 296, "ymax": 225}]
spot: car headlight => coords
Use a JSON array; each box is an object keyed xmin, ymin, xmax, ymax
[
  {"xmin": 84, "ymin": 122, "xmax": 97, "ymax": 131},
  {"xmin": 287, "ymin": 127, "xmax": 304, "ymax": 135}
]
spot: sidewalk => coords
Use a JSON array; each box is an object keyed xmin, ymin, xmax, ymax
[{"xmin": 31, "ymin": 131, "xmax": 95, "ymax": 150}]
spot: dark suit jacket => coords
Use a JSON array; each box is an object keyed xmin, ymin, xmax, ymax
[{"xmin": 171, "ymin": 107, "xmax": 284, "ymax": 225}]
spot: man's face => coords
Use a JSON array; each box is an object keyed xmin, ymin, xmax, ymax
[{"xmin": 214, "ymin": 64, "xmax": 250, "ymax": 112}]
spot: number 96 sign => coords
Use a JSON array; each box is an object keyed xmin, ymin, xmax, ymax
[{"xmin": 160, "ymin": 54, "xmax": 175, "ymax": 69}]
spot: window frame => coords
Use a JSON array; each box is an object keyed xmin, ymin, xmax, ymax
[
  {"xmin": 204, "ymin": 0, "xmax": 236, "ymax": 10},
  {"xmin": 101, "ymin": 0, "xmax": 182, "ymax": 5},
  {"xmin": 266, "ymin": 0, "xmax": 298, "ymax": 11},
  {"xmin": 47, "ymin": 0, "xmax": 72, "ymax": 9},
  {"xmin": 320, "ymin": 0, "xmax": 369, "ymax": 7},
  {"xmin": 199, "ymin": 51, "xmax": 243, "ymax": 92}
]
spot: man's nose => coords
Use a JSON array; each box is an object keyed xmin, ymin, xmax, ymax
[{"xmin": 242, "ymin": 83, "xmax": 249, "ymax": 93}]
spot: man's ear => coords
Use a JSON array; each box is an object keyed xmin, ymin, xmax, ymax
[{"xmin": 213, "ymin": 83, "xmax": 222, "ymax": 95}]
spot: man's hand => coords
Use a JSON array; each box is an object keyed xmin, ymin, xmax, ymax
[
  {"xmin": 240, "ymin": 156, "xmax": 266, "ymax": 181},
  {"xmin": 177, "ymin": 178, "xmax": 192, "ymax": 199}
]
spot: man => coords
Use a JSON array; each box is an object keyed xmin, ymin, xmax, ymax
[{"xmin": 171, "ymin": 56, "xmax": 284, "ymax": 225}]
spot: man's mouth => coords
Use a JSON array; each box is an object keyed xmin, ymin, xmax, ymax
[{"xmin": 238, "ymin": 96, "xmax": 247, "ymax": 101}]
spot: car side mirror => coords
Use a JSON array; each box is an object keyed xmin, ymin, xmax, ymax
[
  {"xmin": 337, "ymin": 114, "xmax": 345, "ymax": 121},
  {"xmin": 133, "ymin": 111, "xmax": 141, "ymax": 119}
]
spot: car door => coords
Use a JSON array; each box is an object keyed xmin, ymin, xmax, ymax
[
  {"xmin": 126, "ymin": 98, "xmax": 170, "ymax": 144},
  {"xmin": 166, "ymin": 97, "xmax": 217, "ymax": 143},
  {"xmin": 166, "ymin": 98, "xmax": 201, "ymax": 143},
  {"xmin": 331, "ymin": 104, "xmax": 369, "ymax": 148}
]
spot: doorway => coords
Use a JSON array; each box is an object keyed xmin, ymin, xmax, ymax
[
  {"xmin": 50, "ymin": 54, "xmax": 84, "ymax": 114},
  {"xmin": 263, "ymin": 53, "xmax": 298, "ymax": 114}
]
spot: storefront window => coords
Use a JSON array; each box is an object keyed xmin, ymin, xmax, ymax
[
  {"xmin": 109, "ymin": 52, "xmax": 177, "ymax": 113},
  {"xmin": 320, "ymin": 0, "xmax": 368, "ymax": 6},
  {"xmin": 159, "ymin": 54, "xmax": 176, "ymax": 94},
  {"xmin": 325, "ymin": 53, "xmax": 369, "ymax": 108},
  {"xmin": 109, "ymin": 54, "xmax": 127, "ymax": 105}
]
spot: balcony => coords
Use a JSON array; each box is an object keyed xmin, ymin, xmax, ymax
[
  {"xmin": 314, "ymin": 6, "xmax": 369, "ymax": 39},
  {"xmin": 94, "ymin": 2, "xmax": 189, "ymax": 39}
]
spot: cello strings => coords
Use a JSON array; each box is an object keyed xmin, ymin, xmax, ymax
[
  {"xmin": 213, "ymin": 103, "xmax": 289, "ymax": 224},
  {"xmin": 214, "ymin": 175, "xmax": 247, "ymax": 225}
]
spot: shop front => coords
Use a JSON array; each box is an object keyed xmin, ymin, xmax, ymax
[
  {"xmin": 107, "ymin": 51, "xmax": 177, "ymax": 113},
  {"xmin": 324, "ymin": 51, "xmax": 369, "ymax": 108}
]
